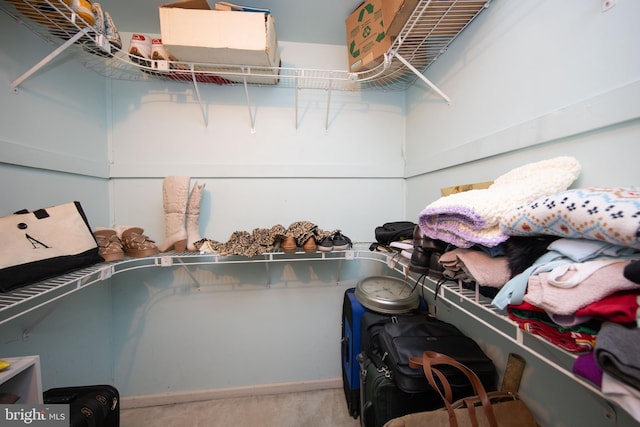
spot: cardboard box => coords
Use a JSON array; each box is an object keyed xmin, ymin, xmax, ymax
[
  {"xmin": 346, "ymin": 0, "xmax": 417, "ymax": 73},
  {"xmin": 386, "ymin": 0, "xmax": 418, "ymax": 39},
  {"xmin": 159, "ymin": 0, "xmax": 280, "ymax": 84},
  {"xmin": 440, "ymin": 181, "xmax": 494, "ymax": 197}
]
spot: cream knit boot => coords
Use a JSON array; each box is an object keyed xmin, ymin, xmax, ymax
[
  {"xmin": 186, "ymin": 181, "xmax": 206, "ymax": 251},
  {"xmin": 158, "ymin": 176, "xmax": 190, "ymax": 252}
]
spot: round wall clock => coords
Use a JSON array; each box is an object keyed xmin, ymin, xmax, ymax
[{"xmin": 354, "ymin": 275, "xmax": 419, "ymax": 314}]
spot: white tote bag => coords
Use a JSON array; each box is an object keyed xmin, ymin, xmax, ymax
[{"xmin": 0, "ymin": 201, "xmax": 102, "ymax": 292}]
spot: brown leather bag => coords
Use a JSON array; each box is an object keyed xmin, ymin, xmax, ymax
[{"xmin": 384, "ymin": 351, "xmax": 539, "ymax": 427}]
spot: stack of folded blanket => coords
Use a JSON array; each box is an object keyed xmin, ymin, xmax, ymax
[
  {"xmin": 417, "ymin": 156, "xmax": 582, "ymax": 248},
  {"xmin": 419, "ymin": 178, "xmax": 640, "ymax": 421}
]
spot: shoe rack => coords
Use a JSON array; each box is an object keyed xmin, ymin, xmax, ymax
[
  {"xmin": 0, "ymin": 0, "xmax": 490, "ymax": 127},
  {"xmin": 0, "ymin": 245, "xmax": 366, "ymax": 328}
]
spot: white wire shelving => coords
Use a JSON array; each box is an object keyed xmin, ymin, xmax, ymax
[
  {"xmin": 0, "ymin": 0, "xmax": 489, "ymax": 127},
  {"xmin": 0, "ymin": 0, "xmax": 490, "ymax": 94},
  {"xmin": 0, "ymin": 245, "xmax": 367, "ymax": 327},
  {"xmin": 0, "ymin": 242, "xmax": 621, "ymax": 418}
]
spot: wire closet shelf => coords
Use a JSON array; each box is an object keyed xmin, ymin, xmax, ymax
[
  {"xmin": 0, "ymin": 0, "xmax": 489, "ymax": 92},
  {"xmin": 0, "ymin": 244, "xmax": 614, "ymax": 408}
]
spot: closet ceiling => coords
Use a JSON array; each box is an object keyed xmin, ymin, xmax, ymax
[{"xmin": 104, "ymin": 0, "xmax": 363, "ymax": 46}]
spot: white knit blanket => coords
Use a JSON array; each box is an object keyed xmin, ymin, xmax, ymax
[{"xmin": 418, "ymin": 157, "xmax": 582, "ymax": 248}]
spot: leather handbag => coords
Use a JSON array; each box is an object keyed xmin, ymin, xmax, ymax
[
  {"xmin": 384, "ymin": 351, "xmax": 539, "ymax": 427},
  {"xmin": 0, "ymin": 201, "xmax": 103, "ymax": 292}
]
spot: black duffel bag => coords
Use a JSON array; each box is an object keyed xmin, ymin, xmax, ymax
[{"xmin": 377, "ymin": 316, "xmax": 497, "ymax": 395}]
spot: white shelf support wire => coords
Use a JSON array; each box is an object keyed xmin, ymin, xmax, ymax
[
  {"xmin": 173, "ymin": 258, "xmax": 203, "ymax": 290},
  {"xmin": 388, "ymin": 49, "xmax": 451, "ymax": 105},
  {"xmin": 11, "ymin": 26, "xmax": 90, "ymax": 92},
  {"xmin": 264, "ymin": 257, "xmax": 272, "ymax": 288},
  {"xmin": 242, "ymin": 70, "xmax": 256, "ymax": 133},
  {"xmin": 325, "ymin": 75, "xmax": 334, "ymax": 132},
  {"xmin": 385, "ymin": 0, "xmax": 451, "ymax": 103},
  {"xmin": 188, "ymin": 65, "xmax": 208, "ymax": 127},
  {"xmin": 294, "ymin": 69, "xmax": 301, "ymax": 130}
]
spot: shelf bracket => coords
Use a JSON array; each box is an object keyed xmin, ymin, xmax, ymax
[
  {"xmin": 188, "ymin": 66, "xmax": 208, "ymax": 127},
  {"xmin": 11, "ymin": 27, "xmax": 89, "ymax": 92},
  {"xmin": 264, "ymin": 259, "xmax": 271, "ymax": 288},
  {"xmin": 388, "ymin": 50, "xmax": 451, "ymax": 105},
  {"xmin": 294, "ymin": 70, "xmax": 300, "ymax": 129},
  {"xmin": 325, "ymin": 76, "xmax": 333, "ymax": 132},
  {"xmin": 173, "ymin": 258, "xmax": 202, "ymax": 290},
  {"xmin": 242, "ymin": 71, "xmax": 256, "ymax": 133}
]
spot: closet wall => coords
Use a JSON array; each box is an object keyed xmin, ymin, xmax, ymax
[
  {"xmin": 0, "ymin": 2, "xmax": 408, "ymax": 401},
  {"xmin": 403, "ymin": 1, "xmax": 640, "ymax": 426},
  {"xmin": 106, "ymin": 39, "xmax": 408, "ymax": 242},
  {"xmin": 404, "ymin": 0, "xmax": 639, "ymax": 203},
  {"xmin": 0, "ymin": 13, "xmax": 110, "ymax": 221},
  {"xmin": 1, "ymin": 1, "xmax": 639, "ymax": 425}
]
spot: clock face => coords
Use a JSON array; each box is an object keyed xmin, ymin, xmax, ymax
[
  {"xmin": 355, "ymin": 276, "xmax": 419, "ymax": 314},
  {"xmin": 360, "ymin": 277, "xmax": 413, "ymax": 299}
]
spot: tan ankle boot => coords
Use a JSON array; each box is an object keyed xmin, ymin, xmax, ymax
[
  {"xmin": 186, "ymin": 182, "xmax": 205, "ymax": 252},
  {"xmin": 93, "ymin": 228, "xmax": 125, "ymax": 262},
  {"xmin": 158, "ymin": 176, "xmax": 190, "ymax": 252},
  {"xmin": 115, "ymin": 226, "xmax": 159, "ymax": 258}
]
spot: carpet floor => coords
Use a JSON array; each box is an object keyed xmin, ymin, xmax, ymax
[{"xmin": 120, "ymin": 387, "xmax": 361, "ymax": 427}]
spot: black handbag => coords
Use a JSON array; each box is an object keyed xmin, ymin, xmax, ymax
[
  {"xmin": 374, "ymin": 221, "xmax": 417, "ymax": 246},
  {"xmin": 377, "ymin": 317, "xmax": 497, "ymax": 394}
]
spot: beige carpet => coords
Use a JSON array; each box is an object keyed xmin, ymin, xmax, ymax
[{"xmin": 120, "ymin": 388, "xmax": 361, "ymax": 427}]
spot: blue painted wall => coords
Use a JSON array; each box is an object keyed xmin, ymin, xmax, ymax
[{"xmin": 1, "ymin": 1, "xmax": 639, "ymax": 425}]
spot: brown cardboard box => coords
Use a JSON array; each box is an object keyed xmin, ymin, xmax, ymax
[
  {"xmin": 386, "ymin": 0, "xmax": 418, "ymax": 38},
  {"xmin": 346, "ymin": 0, "xmax": 418, "ymax": 73},
  {"xmin": 159, "ymin": 0, "xmax": 280, "ymax": 84},
  {"xmin": 440, "ymin": 181, "xmax": 494, "ymax": 197}
]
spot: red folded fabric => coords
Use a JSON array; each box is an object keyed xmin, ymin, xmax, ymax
[
  {"xmin": 550, "ymin": 290, "xmax": 640, "ymax": 326},
  {"xmin": 507, "ymin": 302, "xmax": 597, "ymax": 352}
]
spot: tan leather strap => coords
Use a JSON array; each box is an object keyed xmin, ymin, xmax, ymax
[
  {"xmin": 409, "ymin": 356, "xmax": 454, "ymax": 403},
  {"xmin": 412, "ymin": 351, "xmax": 499, "ymax": 427},
  {"xmin": 416, "ymin": 353, "xmax": 460, "ymax": 427},
  {"xmin": 464, "ymin": 398, "xmax": 480, "ymax": 427}
]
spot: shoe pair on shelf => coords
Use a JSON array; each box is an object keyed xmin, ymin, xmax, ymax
[
  {"xmin": 281, "ymin": 236, "xmax": 317, "ymax": 254},
  {"xmin": 409, "ymin": 225, "xmax": 447, "ymax": 278},
  {"xmin": 91, "ymin": 2, "xmax": 122, "ymax": 54},
  {"xmin": 94, "ymin": 226, "xmax": 159, "ymax": 262},
  {"xmin": 318, "ymin": 232, "xmax": 352, "ymax": 252}
]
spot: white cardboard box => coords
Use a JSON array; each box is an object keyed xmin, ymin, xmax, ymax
[{"xmin": 159, "ymin": 0, "xmax": 280, "ymax": 84}]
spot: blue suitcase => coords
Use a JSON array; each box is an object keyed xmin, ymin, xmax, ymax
[{"xmin": 341, "ymin": 287, "xmax": 367, "ymax": 418}]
